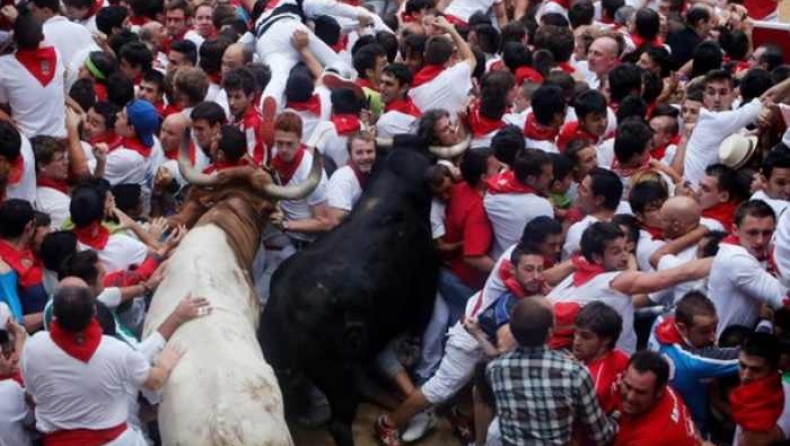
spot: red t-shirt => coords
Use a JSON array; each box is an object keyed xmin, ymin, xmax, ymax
[
  {"xmin": 614, "ymin": 387, "xmax": 700, "ymax": 446},
  {"xmin": 444, "ymin": 182, "xmax": 493, "ymax": 290},
  {"xmin": 588, "ymin": 350, "xmax": 629, "ymax": 413}
]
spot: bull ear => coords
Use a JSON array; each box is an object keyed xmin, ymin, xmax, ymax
[
  {"xmin": 178, "ymin": 127, "xmax": 220, "ymax": 187},
  {"xmin": 262, "ymin": 151, "xmax": 323, "ymax": 200}
]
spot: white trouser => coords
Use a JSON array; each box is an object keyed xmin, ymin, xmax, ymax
[
  {"xmin": 255, "ymin": 18, "xmax": 349, "ymax": 109},
  {"xmin": 105, "ymin": 427, "xmax": 149, "ymax": 446},
  {"xmin": 414, "ymin": 292, "xmax": 449, "ymax": 383},
  {"xmin": 420, "ymin": 324, "xmax": 485, "ymax": 404}
]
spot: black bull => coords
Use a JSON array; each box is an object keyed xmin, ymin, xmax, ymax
[{"xmin": 259, "ymin": 146, "xmax": 440, "ymax": 446}]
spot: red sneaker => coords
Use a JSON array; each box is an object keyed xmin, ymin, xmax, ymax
[
  {"xmin": 446, "ymin": 406, "xmax": 475, "ymax": 444},
  {"xmin": 260, "ymin": 95, "xmax": 277, "ymax": 152},
  {"xmin": 374, "ymin": 415, "xmax": 402, "ymax": 446},
  {"xmin": 321, "ymin": 70, "xmax": 365, "ymax": 99}
]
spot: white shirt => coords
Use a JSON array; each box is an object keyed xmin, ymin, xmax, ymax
[
  {"xmin": 653, "ymin": 245, "xmax": 704, "ymax": 307},
  {"xmin": 42, "ymin": 16, "xmax": 98, "ymax": 69},
  {"xmin": 327, "ymin": 165, "xmax": 362, "ymax": 212},
  {"xmin": 430, "ymin": 199, "xmax": 447, "ymax": 240},
  {"xmin": 376, "ymin": 110, "xmax": 418, "ymax": 139},
  {"xmin": 308, "ymin": 121, "xmax": 351, "ymax": 168},
  {"xmin": 776, "ymin": 210, "xmax": 790, "ymax": 287},
  {"xmin": 0, "ymin": 49, "xmax": 66, "ymax": 138},
  {"xmin": 279, "ymin": 151, "xmax": 329, "ymax": 241},
  {"xmin": 444, "ymin": 0, "xmax": 503, "ymax": 22},
  {"xmin": 708, "ymin": 243, "xmax": 788, "ymax": 336},
  {"xmin": 684, "ymin": 99, "xmax": 762, "ymax": 186},
  {"xmin": 636, "ymin": 229, "xmax": 666, "ymax": 272},
  {"xmin": 78, "ymin": 233, "xmax": 148, "ymax": 274},
  {"xmin": 563, "ymin": 215, "xmax": 599, "ymax": 261},
  {"xmin": 483, "ymin": 191, "xmax": 554, "ymax": 259},
  {"xmin": 523, "ymin": 137, "xmax": 559, "ymax": 154},
  {"xmin": 751, "ymin": 190, "xmax": 788, "ymax": 218},
  {"xmin": 409, "ymin": 63, "xmax": 473, "ymax": 119},
  {"xmin": 287, "ymin": 87, "xmax": 332, "ymax": 144},
  {"xmin": 535, "ymin": 0, "xmax": 568, "ymax": 21},
  {"xmin": 35, "ymin": 186, "xmax": 70, "ymax": 229},
  {"xmin": 5, "ymin": 136, "xmax": 36, "ymax": 203},
  {"xmin": 0, "ymin": 379, "xmax": 32, "ymax": 446},
  {"xmin": 21, "ymin": 332, "xmax": 150, "ymax": 433},
  {"xmin": 548, "ymin": 271, "xmax": 636, "ymax": 353}
]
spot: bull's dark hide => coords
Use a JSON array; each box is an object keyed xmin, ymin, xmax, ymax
[{"xmin": 260, "ymin": 147, "xmax": 439, "ymax": 446}]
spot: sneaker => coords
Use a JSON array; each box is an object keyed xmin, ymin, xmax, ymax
[
  {"xmin": 401, "ymin": 410, "xmax": 436, "ymax": 442},
  {"xmin": 321, "ymin": 68, "xmax": 365, "ymax": 99},
  {"xmin": 260, "ymin": 95, "xmax": 277, "ymax": 151},
  {"xmin": 374, "ymin": 415, "xmax": 402, "ymax": 446},
  {"xmin": 446, "ymin": 406, "xmax": 475, "ymax": 444}
]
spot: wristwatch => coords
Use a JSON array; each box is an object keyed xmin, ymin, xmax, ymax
[{"xmin": 282, "ymin": 220, "xmax": 290, "ymax": 231}]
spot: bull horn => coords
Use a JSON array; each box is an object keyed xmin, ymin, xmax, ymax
[
  {"xmin": 429, "ymin": 137, "xmax": 471, "ymax": 159},
  {"xmin": 263, "ymin": 151, "xmax": 323, "ymax": 200},
  {"xmin": 375, "ymin": 137, "xmax": 393, "ymax": 148},
  {"xmin": 178, "ymin": 129, "xmax": 220, "ymax": 187}
]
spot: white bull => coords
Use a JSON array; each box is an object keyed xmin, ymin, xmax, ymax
[{"xmin": 143, "ymin": 224, "xmax": 292, "ymax": 446}]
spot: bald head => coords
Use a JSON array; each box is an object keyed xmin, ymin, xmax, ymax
[
  {"xmin": 660, "ymin": 196, "xmax": 701, "ymax": 239},
  {"xmin": 509, "ymin": 297, "xmax": 554, "ymax": 347},
  {"xmin": 160, "ymin": 113, "xmax": 189, "ymax": 152},
  {"xmin": 221, "ymin": 43, "xmax": 251, "ymax": 79}
]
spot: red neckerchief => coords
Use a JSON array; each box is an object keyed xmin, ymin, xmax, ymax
[
  {"xmin": 486, "ymin": 170, "xmax": 538, "ymax": 195},
  {"xmin": 0, "ymin": 239, "xmax": 42, "ymax": 288},
  {"xmin": 611, "ymin": 153, "xmax": 650, "ymax": 178},
  {"xmin": 207, "ymin": 72, "xmax": 222, "ymax": 86},
  {"xmin": 557, "ymin": 121, "xmax": 598, "ymax": 152},
  {"xmin": 443, "ymin": 14, "xmax": 467, "ymax": 27},
  {"xmin": 0, "ymin": 370, "xmax": 24, "ymax": 387},
  {"xmin": 467, "ymin": 101, "xmax": 505, "ymax": 137},
  {"xmin": 498, "ymin": 260, "xmax": 527, "ymax": 299},
  {"xmin": 202, "ymin": 156, "xmax": 253, "ymax": 174},
  {"xmin": 73, "ymin": 221, "xmax": 110, "ymax": 250},
  {"xmin": 15, "ymin": 46, "xmax": 57, "ymax": 87},
  {"xmin": 654, "ymin": 316, "xmax": 686, "ymax": 345},
  {"xmin": 7, "ymin": 155, "xmax": 23, "ymax": 185},
  {"xmin": 548, "ymin": 302, "xmax": 581, "ymax": 350},
  {"xmin": 331, "ymin": 113, "xmax": 362, "ymax": 136},
  {"xmin": 558, "ymin": 61, "xmax": 575, "ymax": 74},
  {"xmin": 514, "ymin": 66, "xmax": 543, "ymax": 85},
  {"xmin": 120, "ymin": 135, "xmax": 152, "ymax": 158},
  {"xmin": 600, "ymin": 16, "xmax": 615, "ymax": 25},
  {"xmin": 271, "ymin": 145, "xmax": 306, "ymax": 185},
  {"xmin": 49, "ymin": 318, "xmax": 103, "ymax": 363},
  {"xmin": 650, "ymin": 134, "xmax": 680, "ymax": 161},
  {"xmin": 331, "ymin": 34, "xmax": 348, "ymax": 53},
  {"xmin": 385, "ymin": 97, "xmax": 421, "ymax": 118},
  {"xmin": 730, "ymin": 373, "xmax": 785, "ymax": 431},
  {"xmin": 411, "ymin": 64, "xmax": 446, "ymax": 88},
  {"xmin": 702, "ymin": 201, "xmax": 737, "ymax": 230},
  {"xmin": 571, "ymin": 254, "xmax": 608, "ymax": 287},
  {"xmin": 489, "ymin": 60, "xmax": 505, "ymax": 71},
  {"xmin": 89, "ymin": 132, "xmax": 123, "ymax": 151},
  {"xmin": 549, "ymin": 0, "xmax": 571, "ymax": 8},
  {"xmin": 523, "ymin": 112, "xmax": 559, "ymax": 141},
  {"xmin": 128, "ymin": 15, "xmax": 150, "ymax": 26},
  {"xmin": 164, "ymin": 140, "xmax": 197, "ymax": 165},
  {"xmin": 400, "ymin": 11, "xmax": 417, "ymax": 23},
  {"xmin": 356, "ymin": 77, "xmax": 379, "ymax": 92},
  {"xmin": 349, "ymin": 161, "xmax": 370, "ymax": 190},
  {"xmin": 37, "ymin": 177, "xmax": 69, "ymax": 194},
  {"xmin": 162, "ymin": 102, "xmax": 183, "ymax": 118},
  {"xmin": 83, "ymin": 0, "xmax": 102, "ymax": 19},
  {"xmin": 287, "ymin": 95, "xmax": 322, "ymax": 116},
  {"xmin": 162, "ymin": 29, "xmax": 189, "ymax": 54},
  {"xmin": 94, "ymin": 83, "xmax": 107, "ymax": 102},
  {"xmin": 723, "ymin": 55, "xmax": 751, "ymax": 73},
  {"xmin": 640, "ymin": 223, "xmax": 664, "ymax": 240},
  {"xmin": 630, "ymin": 33, "xmax": 662, "ymax": 49}
]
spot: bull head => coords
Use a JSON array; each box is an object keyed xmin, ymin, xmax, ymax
[{"xmin": 177, "ymin": 135, "xmax": 323, "ymax": 201}]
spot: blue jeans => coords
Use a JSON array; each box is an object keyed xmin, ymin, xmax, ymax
[{"xmin": 438, "ymin": 268, "xmax": 475, "ymax": 327}]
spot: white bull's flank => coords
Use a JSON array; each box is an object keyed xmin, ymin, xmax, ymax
[{"xmin": 143, "ymin": 225, "xmax": 292, "ymax": 446}]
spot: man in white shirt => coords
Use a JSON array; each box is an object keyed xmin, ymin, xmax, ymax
[
  {"xmin": 0, "ymin": 122, "xmax": 36, "ymax": 203},
  {"xmin": 443, "ymin": 0, "xmax": 507, "ymax": 26},
  {"xmin": 408, "ymin": 16, "xmax": 476, "ymax": 118},
  {"xmin": 563, "ymin": 167, "xmax": 624, "ymax": 260},
  {"xmin": 27, "ymin": 0, "xmax": 98, "ymax": 73},
  {"xmin": 708, "ymin": 200, "xmax": 789, "ymax": 336},
  {"xmin": 269, "ymin": 111, "xmax": 331, "ymax": 246},
  {"xmin": 32, "ymin": 136, "xmax": 71, "ymax": 229},
  {"xmin": 0, "ymin": 13, "xmax": 66, "ymax": 138},
  {"xmin": 522, "ymin": 85, "xmax": 566, "ymax": 153},
  {"xmin": 684, "ymin": 70, "xmax": 775, "ymax": 186},
  {"xmin": 309, "ymin": 87, "xmax": 364, "ymax": 169},
  {"xmin": 586, "ymin": 35, "xmax": 621, "ymax": 90},
  {"xmin": 751, "ymin": 146, "xmax": 790, "ymax": 218},
  {"xmin": 0, "ymin": 305, "xmax": 33, "ymax": 446},
  {"xmin": 377, "ymin": 63, "xmax": 421, "ymax": 139},
  {"xmin": 22, "ymin": 278, "xmax": 182, "ymax": 446},
  {"xmin": 284, "ymin": 69, "xmax": 332, "ymax": 144},
  {"xmin": 327, "ymin": 131, "xmax": 376, "ymax": 228},
  {"xmin": 484, "ymin": 148, "xmax": 554, "ymax": 259},
  {"xmin": 548, "ymin": 221, "xmax": 713, "ymax": 353},
  {"xmin": 163, "ymin": 0, "xmax": 204, "ymax": 53}
]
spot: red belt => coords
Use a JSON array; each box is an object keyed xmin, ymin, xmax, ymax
[{"xmin": 44, "ymin": 422, "xmax": 127, "ymax": 446}]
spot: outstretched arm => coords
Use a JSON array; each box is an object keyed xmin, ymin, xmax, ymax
[{"xmin": 611, "ymin": 258, "xmax": 713, "ymax": 295}]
